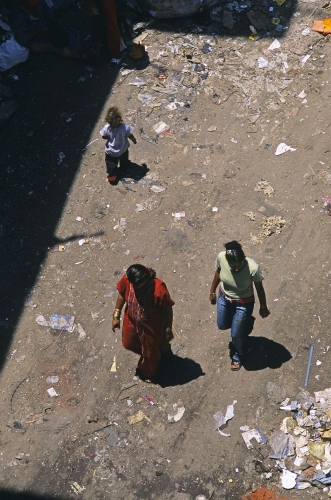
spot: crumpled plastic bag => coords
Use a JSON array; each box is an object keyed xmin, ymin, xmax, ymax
[
  {"xmin": 269, "ymin": 430, "xmax": 295, "ymax": 459},
  {"xmin": 0, "ymin": 21, "xmax": 29, "ymax": 72},
  {"xmin": 213, "ymin": 400, "xmax": 237, "ymax": 437},
  {"xmin": 167, "ymin": 400, "xmax": 185, "ymax": 422}
]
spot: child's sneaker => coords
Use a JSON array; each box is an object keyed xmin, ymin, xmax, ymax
[{"xmin": 107, "ymin": 175, "xmax": 117, "ymax": 184}]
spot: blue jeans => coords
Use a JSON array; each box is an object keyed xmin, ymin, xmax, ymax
[{"xmin": 217, "ymin": 293, "xmax": 254, "ymax": 363}]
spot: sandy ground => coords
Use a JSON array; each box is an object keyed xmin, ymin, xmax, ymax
[{"xmin": 1, "ymin": 1, "xmax": 331, "ymax": 499}]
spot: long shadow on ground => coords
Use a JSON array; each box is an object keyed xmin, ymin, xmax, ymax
[
  {"xmin": 156, "ymin": 353, "xmax": 205, "ymax": 387},
  {"xmin": 243, "ymin": 336, "xmax": 292, "ymax": 371}
]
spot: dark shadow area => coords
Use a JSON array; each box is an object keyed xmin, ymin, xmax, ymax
[
  {"xmin": 117, "ymin": 160, "xmax": 149, "ymax": 182},
  {"xmin": 155, "ymin": 353, "xmax": 205, "ymax": 387},
  {"xmin": 0, "ymin": 493, "xmax": 67, "ymax": 500},
  {"xmin": 243, "ymin": 336, "xmax": 292, "ymax": 371}
]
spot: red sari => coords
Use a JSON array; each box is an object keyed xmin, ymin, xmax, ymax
[{"xmin": 116, "ymin": 274, "xmax": 175, "ymax": 378}]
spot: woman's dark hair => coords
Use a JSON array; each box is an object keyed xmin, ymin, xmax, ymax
[
  {"xmin": 126, "ymin": 264, "xmax": 155, "ymax": 285},
  {"xmin": 224, "ymin": 240, "xmax": 245, "ymax": 264}
]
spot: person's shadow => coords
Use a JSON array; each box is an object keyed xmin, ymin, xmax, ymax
[
  {"xmin": 117, "ymin": 161, "xmax": 149, "ymax": 183},
  {"xmin": 155, "ymin": 353, "xmax": 205, "ymax": 387},
  {"xmin": 243, "ymin": 336, "xmax": 292, "ymax": 371}
]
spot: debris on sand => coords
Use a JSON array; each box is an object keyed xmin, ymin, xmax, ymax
[
  {"xmin": 243, "ymin": 212, "xmax": 256, "ymax": 221},
  {"xmin": 254, "ymin": 180, "xmax": 275, "ymax": 197},
  {"xmin": 251, "ymin": 216, "xmax": 286, "ymax": 243}
]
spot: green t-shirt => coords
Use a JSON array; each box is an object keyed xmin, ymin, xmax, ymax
[{"xmin": 216, "ymin": 251, "xmax": 264, "ymax": 299}]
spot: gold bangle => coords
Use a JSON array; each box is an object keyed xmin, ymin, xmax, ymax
[{"xmin": 113, "ymin": 309, "xmax": 121, "ymax": 320}]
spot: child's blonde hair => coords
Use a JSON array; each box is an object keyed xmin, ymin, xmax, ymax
[{"xmin": 105, "ymin": 106, "xmax": 123, "ymax": 128}]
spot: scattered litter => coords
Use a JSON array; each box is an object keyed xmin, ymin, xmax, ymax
[
  {"xmin": 212, "ymin": 207, "xmax": 218, "ymax": 212},
  {"xmin": 150, "ymin": 185, "xmax": 165, "ymax": 193},
  {"xmin": 254, "ymin": 180, "xmax": 275, "ymax": 197},
  {"xmin": 71, "ymin": 482, "xmax": 85, "ymax": 494},
  {"xmin": 269, "ymin": 430, "xmax": 295, "ymax": 459},
  {"xmin": 250, "ymin": 216, "xmax": 286, "ymax": 244},
  {"xmin": 242, "ymin": 428, "xmax": 263, "ymax": 449},
  {"xmin": 166, "ymin": 102, "xmax": 177, "ymax": 110},
  {"xmin": 77, "ymin": 323, "xmax": 87, "ymax": 342},
  {"xmin": 49, "ymin": 314, "xmax": 75, "ymax": 332},
  {"xmin": 275, "ymin": 143, "xmax": 296, "ymax": 155},
  {"xmin": 304, "ymin": 345, "xmax": 314, "ymax": 387},
  {"xmin": 301, "ymin": 54, "xmax": 311, "ymax": 65},
  {"xmin": 47, "ymin": 387, "xmax": 58, "ymax": 397},
  {"xmin": 129, "ymin": 410, "xmax": 151, "ymax": 425},
  {"xmin": 104, "ymin": 426, "xmax": 119, "ymax": 446},
  {"xmin": 153, "ymin": 121, "xmax": 170, "ymax": 134},
  {"xmin": 87, "ymin": 415, "xmax": 98, "ymax": 423},
  {"xmin": 207, "ymin": 126, "xmax": 217, "ymax": 132},
  {"xmin": 129, "ymin": 77, "xmax": 146, "ymax": 86},
  {"xmin": 297, "ymin": 90, "xmax": 306, "ymax": 99},
  {"xmin": 258, "ymin": 57, "xmax": 268, "ymax": 68},
  {"xmin": 243, "ymin": 211, "xmax": 256, "ymax": 221},
  {"xmin": 301, "ymin": 27, "xmax": 311, "ymax": 36},
  {"xmin": 172, "ymin": 211, "xmax": 185, "ymax": 221},
  {"xmin": 46, "ymin": 376, "xmax": 59, "ymax": 384},
  {"xmin": 82, "ymin": 138, "xmax": 98, "ymax": 150},
  {"xmin": 281, "ymin": 469, "xmax": 297, "ymax": 489},
  {"xmin": 213, "ymin": 400, "xmax": 237, "ymax": 437},
  {"xmin": 312, "ymin": 18, "xmax": 331, "ymax": 35},
  {"xmin": 120, "ymin": 68, "xmax": 134, "ymax": 76},
  {"xmin": 57, "ymin": 152, "xmax": 65, "ymax": 165},
  {"xmin": 114, "ymin": 218, "xmax": 127, "ymax": 233},
  {"xmin": 167, "ymin": 400, "xmax": 185, "ymax": 422},
  {"xmin": 321, "ymin": 196, "xmax": 331, "ymax": 215},
  {"xmin": 267, "ymin": 39, "xmax": 281, "ymax": 51},
  {"xmin": 144, "ymin": 394, "xmax": 155, "ymax": 405},
  {"xmin": 110, "ymin": 356, "xmax": 117, "ymax": 373},
  {"xmin": 49, "ymin": 245, "xmax": 65, "ymax": 252},
  {"xmin": 78, "ymin": 238, "xmax": 90, "ymax": 246},
  {"xmin": 36, "ymin": 314, "xmax": 48, "ymax": 327}
]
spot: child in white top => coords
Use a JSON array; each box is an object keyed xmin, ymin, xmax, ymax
[{"xmin": 100, "ymin": 106, "xmax": 137, "ymax": 184}]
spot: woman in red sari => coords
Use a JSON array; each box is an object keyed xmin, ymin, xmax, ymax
[{"xmin": 112, "ymin": 265, "xmax": 175, "ymax": 382}]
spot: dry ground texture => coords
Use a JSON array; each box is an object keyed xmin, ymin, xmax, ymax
[{"xmin": 1, "ymin": 1, "xmax": 331, "ymax": 499}]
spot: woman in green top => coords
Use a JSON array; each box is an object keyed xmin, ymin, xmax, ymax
[{"xmin": 209, "ymin": 240, "xmax": 270, "ymax": 371}]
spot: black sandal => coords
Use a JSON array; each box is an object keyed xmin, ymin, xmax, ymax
[{"xmin": 231, "ymin": 361, "xmax": 242, "ymax": 371}]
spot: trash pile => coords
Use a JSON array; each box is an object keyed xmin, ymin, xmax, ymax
[
  {"xmin": 249, "ymin": 388, "xmax": 331, "ymax": 495},
  {"xmin": 214, "ymin": 390, "xmax": 331, "ymax": 495}
]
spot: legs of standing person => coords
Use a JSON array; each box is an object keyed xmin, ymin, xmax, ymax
[
  {"xmin": 122, "ymin": 314, "xmax": 142, "ymax": 355},
  {"xmin": 217, "ymin": 293, "xmax": 234, "ymax": 330},
  {"xmin": 105, "ymin": 153, "xmax": 118, "ymax": 183},
  {"xmin": 136, "ymin": 329, "xmax": 163, "ymax": 380},
  {"xmin": 119, "ymin": 149, "xmax": 129, "ymax": 167},
  {"xmin": 230, "ymin": 303, "xmax": 254, "ymax": 364},
  {"xmin": 122, "ymin": 315, "xmax": 165, "ymax": 380}
]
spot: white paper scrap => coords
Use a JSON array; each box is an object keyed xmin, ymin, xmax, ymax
[
  {"xmin": 242, "ymin": 428, "xmax": 262, "ymax": 449},
  {"xmin": 47, "ymin": 387, "xmax": 58, "ymax": 397},
  {"xmin": 268, "ymin": 39, "xmax": 281, "ymax": 51},
  {"xmin": 275, "ymin": 143, "xmax": 296, "ymax": 155}
]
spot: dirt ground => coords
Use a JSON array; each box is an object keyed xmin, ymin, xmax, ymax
[{"xmin": 1, "ymin": 1, "xmax": 331, "ymax": 499}]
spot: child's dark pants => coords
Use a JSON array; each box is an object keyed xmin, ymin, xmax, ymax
[{"xmin": 105, "ymin": 150, "xmax": 129, "ymax": 181}]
